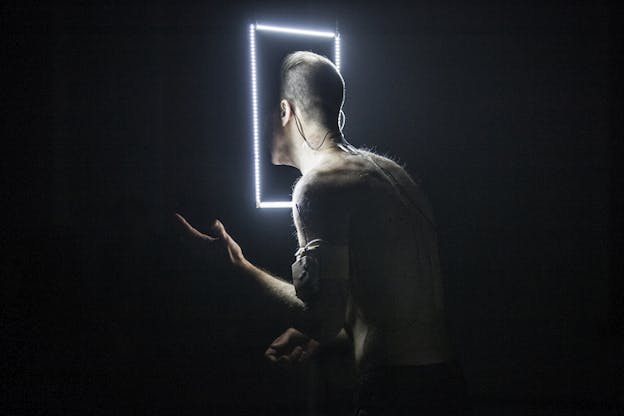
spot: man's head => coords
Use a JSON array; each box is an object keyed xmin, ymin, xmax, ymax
[{"xmin": 271, "ymin": 51, "xmax": 345, "ymax": 167}]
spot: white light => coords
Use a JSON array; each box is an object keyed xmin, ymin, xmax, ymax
[
  {"xmin": 335, "ymin": 34, "xmax": 341, "ymax": 71},
  {"xmin": 249, "ymin": 23, "xmax": 342, "ymax": 209},
  {"xmin": 256, "ymin": 24, "xmax": 335, "ymax": 38},
  {"xmin": 249, "ymin": 24, "xmax": 261, "ymax": 207},
  {"xmin": 259, "ymin": 201, "xmax": 295, "ymax": 209}
]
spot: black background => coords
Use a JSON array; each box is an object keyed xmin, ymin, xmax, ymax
[{"xmin": 2, "ymin": 1, "xmax": 623, "ymax": 415}]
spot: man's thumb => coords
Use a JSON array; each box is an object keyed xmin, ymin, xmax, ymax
[{"xmin": 211, "ymin": 219, "xmax": 226, "ymax": 237}]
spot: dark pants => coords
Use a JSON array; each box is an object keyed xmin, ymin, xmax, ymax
[{"xmin": 354, "ymin": 361, "xmax": 472, "ymax": 416}]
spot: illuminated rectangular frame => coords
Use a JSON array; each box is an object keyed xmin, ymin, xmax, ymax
[{"xmin": 249, "ymin": 23, "xmax": 341, "ymax": 209}]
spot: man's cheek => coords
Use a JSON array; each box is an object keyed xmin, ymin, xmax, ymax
[{"xmin": 270, "ymin": 134, "xmax": 280, "ymax": 164}]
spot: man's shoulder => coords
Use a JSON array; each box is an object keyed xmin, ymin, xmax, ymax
[
  {"xmin": 294, "ymin": 156, "xmax": 368, "ymax": 193},
  {"xmin": 292, "ymin": 148, "xmax": 414, "ymax": 205},
  {"xmin": 292, "ymin": 169, "xmax": 343, "ymax": 205},
  {"xmin": 359, "ymin": 148, "xmax": 409, "ymax": 175}
]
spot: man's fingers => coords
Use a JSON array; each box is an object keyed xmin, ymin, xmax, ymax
[
  {"xmin": 211, "ymin": 219, "xmax": 231, "ymax": 241},
  {"xmin": 266, "ymin": 329, "xmax": 313, "ymax": 367},
  {"xmin": 265, "ymin": 345, "xmax": 297, "ymax": 364},
  {"xmin": 288, "ymin": 346, "xmax": 303, "ymax": 363},
  {"xmin": 269, "ymin": 338, "xmax": 287, "ymax": 349},
  {"xmin": 269, "ymin": 331, "xmax": 291, "ymax": 349},
  {"xmin": 174, "ymin": 213, "xmax": 204, "ymax": 238},
  {"xmin": 270, "ymin": 328, "xmax": 303, "ymax": 349},
  {"xmin": 264, "ymin": 347, "xmax": 278, "ymax": 362},
  {"xmin": 175, "ymin": 213, "xmax": 218, "ymax": 242},
  {"xmin": 277, "ymin": 355, "xmax": 292, "ymax": 368}
]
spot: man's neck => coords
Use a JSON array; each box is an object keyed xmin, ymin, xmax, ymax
[
  {"xmin": 287, "ymin": 119, "xmax": 348, "ymax": 174},
  {"xmin": 293, "ymin": 133, "xmax": 346, "ymax": 175},
  {"xmin": 296, "ymin": 147, "xmax": 340, "ymax": 175}
]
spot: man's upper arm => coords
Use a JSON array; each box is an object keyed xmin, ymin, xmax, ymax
[
  {"xmin": 291, "ymin": 172, "xmax": 350, "ymax": 341},
  {"xmin": 292, "ymin": 171, "xmax": 349, "ymax": 246}
]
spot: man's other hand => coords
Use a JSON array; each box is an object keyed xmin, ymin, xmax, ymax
[
  {"xmin": 174, "ymin": 213, "xmax": 246, "ymax": 270},
  {"xmin": 265, "ymin": 327, "xmax": 320, "ymax": 367}
]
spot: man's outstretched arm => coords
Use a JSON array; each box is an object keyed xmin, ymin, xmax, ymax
[
  {"xmin": 175, "ymin": 213, "xmax": 305, "ymax": 316},
  {"xmin": 175, "ymin": 169, "xmax": 349, "ymax": 344},
  {"xmin": 236, "ymin": 258, "xmax": 306, "ymax": 317}
]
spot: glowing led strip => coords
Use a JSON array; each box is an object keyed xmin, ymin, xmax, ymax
[
  {"xmin": 255, "ymin": 24, "xmax": 336, "ymax": 38},
  {"xmin": 249, "ymin": 23, "xmax": 341, "ymax": 209}
]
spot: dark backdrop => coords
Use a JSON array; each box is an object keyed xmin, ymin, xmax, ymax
[{"xmin": 2, "ymin": 1, "xmax": 622, "ymax": 415}]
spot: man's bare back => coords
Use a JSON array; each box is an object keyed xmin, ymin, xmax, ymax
[{"xmin": 292, "ymin": 147, "xmax": 452, "ymax": 371}]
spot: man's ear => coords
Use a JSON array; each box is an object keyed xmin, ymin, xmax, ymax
[{"xmin": 280, "ymin": 99, "xmax": 293, "ymax": 127}]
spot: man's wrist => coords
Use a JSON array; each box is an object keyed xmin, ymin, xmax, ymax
[{"xmin": 234, "ymin": 257, "xmax": 253, "ymax": 275}]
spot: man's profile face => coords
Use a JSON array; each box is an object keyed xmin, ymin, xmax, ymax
[{"xmin": 269, "ymin": 104, "xmax": 288, "ymax": 166}]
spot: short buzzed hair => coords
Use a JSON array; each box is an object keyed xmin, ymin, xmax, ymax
[{"xmin": 280, "ymin": 51, "xmax": 345, "ymax": 130}]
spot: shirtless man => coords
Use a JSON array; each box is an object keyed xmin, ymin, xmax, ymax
[{"xmin": 177, "ymin": 51, "xmax": 470, "ymax": 415}]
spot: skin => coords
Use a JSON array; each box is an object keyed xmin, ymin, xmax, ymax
[{"xmin": 176, "ymin": 97, "xmax": 452, "ymax": 371}]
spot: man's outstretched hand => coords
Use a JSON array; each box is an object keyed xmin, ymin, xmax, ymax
[
  {"xmin": 265, "ymin": 328, "xmax": 320, "ymax": 368},
  {"xmin": 174, "ymin": 213, "xmax": 247, "ymax": 270}
]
